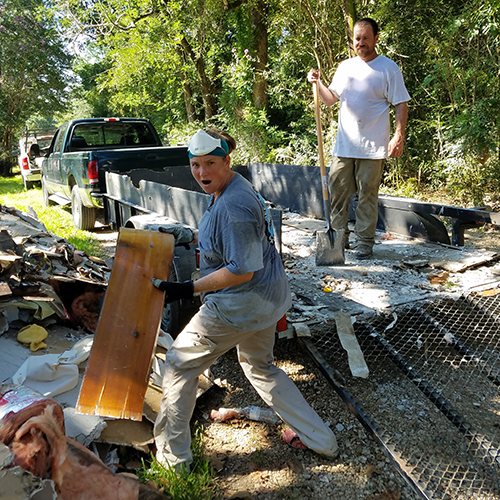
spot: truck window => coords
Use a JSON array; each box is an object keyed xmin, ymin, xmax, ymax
[
  {"xmin": 72, "ymin": 124, "xmax": 105, "ymax": 147},
  {"xmin": 53, "ymin": 124, "xmax": 68, "ymax": 154},
  {"xmin": 122, "ymin": 123, "xmax": 157, "ymax": 146},
  {"xmin": 71, "ymin": 122, "xmax": 157, "ymax": 148}
]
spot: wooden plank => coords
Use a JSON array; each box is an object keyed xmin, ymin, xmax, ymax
[{"xmin": 76, "ymin": 228, "xmax": 174, "ymax": 421}]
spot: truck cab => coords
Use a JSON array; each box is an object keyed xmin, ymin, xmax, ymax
[{"xmin": 41, "ymin": 118, "xmax": 179, "ymax": 231}]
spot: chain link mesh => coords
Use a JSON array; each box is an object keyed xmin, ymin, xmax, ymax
[{"xmin": 307, "ymin": 288, "xmax": 500, "ymax": 499}]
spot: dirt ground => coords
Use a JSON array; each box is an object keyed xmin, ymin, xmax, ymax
[
  {"xmin": 6, "ymin": 207, "xmax": 498, "ymax": 500},
  {"xmin": 107, "ymin": 213, "xmax": 494, "ymax": 500},
  {"xmin": 180, "ymin": 221, "xmax": 499, "ymax": 500}
]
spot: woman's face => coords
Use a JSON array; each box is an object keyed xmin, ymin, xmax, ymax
[{"xmin": 190, "ymin": 154, "xmax": 234, "ymax": 198}]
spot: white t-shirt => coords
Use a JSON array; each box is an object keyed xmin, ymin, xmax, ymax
[{"xmin": 328, "ymin": 55, "xmax": 410, "ymax": 159}]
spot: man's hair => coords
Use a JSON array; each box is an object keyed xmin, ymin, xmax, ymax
[{"xmin": 354, "ymin": 18, "xmax": 379, "ymax": 37}]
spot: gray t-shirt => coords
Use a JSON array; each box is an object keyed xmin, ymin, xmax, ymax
[{"xmin": 198, "ymin": 173, "xmax": 292, "ymax": 331}]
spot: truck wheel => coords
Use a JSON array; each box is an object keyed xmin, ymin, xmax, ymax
[
  {"xmin": 42, "ymin": 177, "xmax": 54, "ymax": 206},
  {"xmin": 161, "ymin": 265, "xmax": 180, "ymax": 336},
  {"xmin": 71, "ymin": 185, "xmax": 96, "ymax": 230}
]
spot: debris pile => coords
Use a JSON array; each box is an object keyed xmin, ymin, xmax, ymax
[
  {"xmin": 0, "ymin": 204, "xmax": 110, "ymax": 335},
  {"xmin": 0, "ymin": 385, "xmax": 164, "ymax": 500}
]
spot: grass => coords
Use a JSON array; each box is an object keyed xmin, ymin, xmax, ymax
[
  {"xmin": 139, "ymin": 426, "xmax": 216, "ymax": 500},
  {"xmin": 0, "ymin": 173, "xmax": 107, "ymax": 258}
]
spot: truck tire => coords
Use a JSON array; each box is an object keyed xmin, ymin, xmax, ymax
[
  {"xmin": 71, "ymin": 185, "xmax": 96, "ymax": 230},
  {"xmin": 42, "ymin": 177, "xmax": 55, "ymax": 207}
]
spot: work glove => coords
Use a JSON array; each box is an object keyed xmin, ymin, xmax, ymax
[
  {"xmin": 151, "ymin": 279, "xmax": 194, "ymax": 304},
  {"xmin": 158, "ymin": 225, "xmax": 194, "ymax": 250}
]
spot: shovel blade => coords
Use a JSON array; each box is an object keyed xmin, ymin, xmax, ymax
[{"xmin": 316, "ymin": 228, "xmax": 345, "ymax": 266}]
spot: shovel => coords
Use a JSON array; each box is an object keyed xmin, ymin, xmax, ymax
[{"xmin": 312, "ymin": 81, "xmax": 345, "ymax": 266}]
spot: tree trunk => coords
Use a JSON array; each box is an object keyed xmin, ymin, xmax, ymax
[
  {"xmin": 180, "ymin": 37, "xmax": 217, "ymax": 120},
  {"xmin": 252, "ymin": 1, "xmax": 269, "ymax": 111},
  {"xmin": 341, "ymin": 0, "xmax": 357, "ymax": 56},
  {"xmin": 0, "ymin": 126, "xmax": 14, "ymax": 176},
  {"xmin": 176, "ymin": 47, "xmax": 198, "ymax": 123}
]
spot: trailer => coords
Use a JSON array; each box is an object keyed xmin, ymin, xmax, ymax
[{"xmin": 99, "ymin": 161, "xmax": 500, "ymax": 334}]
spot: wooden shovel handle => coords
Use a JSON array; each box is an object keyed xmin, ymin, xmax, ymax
[{"xmin": 313, "ymin": 82, "xmax": 329, "ymax": 203}]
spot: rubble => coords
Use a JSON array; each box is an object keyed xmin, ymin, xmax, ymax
[
  {"xmin": 0, "ymin": 204, "xmax": 110, "ymax": 335},
  {"xmin": 0, "ymin": 392, "xmax": 164, "ymax": 500},
  {"xmin": 1, "ymin": 202, "xmax": 500, "ymax": 499},
  {"xmin": 0, "ymin": 205, "xmax": 212, "ymax": 498},
  {"xmin": 281, "ymin": 211, "xmax": 500, "ymax": 318}
]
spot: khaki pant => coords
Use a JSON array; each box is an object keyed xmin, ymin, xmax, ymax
[
  {"xmin": 328, "ymin": 157, "xmax": 385, "ymax": 248},
  {"xmin": 154, "ymin": 304, "xmax": 338, "ymax": 468}
]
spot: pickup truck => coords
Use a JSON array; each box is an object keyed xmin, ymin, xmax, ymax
[
  {"xmin": 41, "ymin": 117, "xmax": 189, "ymax": 230},
  {"xmin": 18, "ymin": 129, "xmax": 55, "ymax": 189}
]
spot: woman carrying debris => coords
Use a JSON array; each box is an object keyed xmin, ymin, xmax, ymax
[{"xmin": 152, "ymin": 129, "xmax": 338, "ymax": 471}]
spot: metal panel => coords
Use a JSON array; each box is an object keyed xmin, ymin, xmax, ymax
[
  {"xmin": 249, "ymin": 162, "xmax": 325, "ymax": 219},
  {"xmin": 76, "ymin": 228, "xmax": 174, "ymax": 420},
  {"xmin": 105, "ymin": 171, "xmax": 283, "ymax": 252}
]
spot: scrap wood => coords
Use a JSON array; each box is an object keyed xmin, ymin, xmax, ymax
[
  {"xmin": 76, "ymin": 228, "xmax": 174, "ymax": 420},
  {"xmin": 97, "ymin": 419, "xmax": 153, "ymax": 453},
  {"xmin": 428, "ymin": 270, "xmax": 450, "ymax": 285},
  {"xmin": 0, "ymin": 230, "xmax": 22, "ymax": 255},
  {"xmin": 334, "ymin": 311, "xmax": 369, "ymax": 379},
  {"xmin": 1, "ymin": 205, "xmax": 47, "ymax": 233},
  {"xmin": 479, "ymin": 288, "xmax": 500, "ymax": 297},
  {"xmin": 0, "ymin": 281, "xmax": 12, "ymax": 298},
  {"xmin": 381, "ymin": 231, "xmax": 397, "ymax": 240},
  {"xmin": 0, "ymin": 252, "xmax": 22, "ymax": 275}
]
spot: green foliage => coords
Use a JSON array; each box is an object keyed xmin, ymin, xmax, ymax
[
  {"xmin": 0, "ymin": 175, "xmax": 107, "ymax": 258},
  {"xmin": 139, "ymin": 426, "xmax": 216, "ymax": 500},
  {"xmin": 71, "ymin": 54, "xmax": 115, "ymax": 119},
  {"xmin": 0, "ymin": 0, "xmax": 71, "ymax": 174},
  {"xmin": 13, "ymin": 0, "xmax": 500, "ymax": 207},
  {"xmin": 377, "ymin": 0, "xmax": 500, "ymax": 205},
  {"xmin": 442, "ymin": 155, "xmax": 500, "ymax": 207}
]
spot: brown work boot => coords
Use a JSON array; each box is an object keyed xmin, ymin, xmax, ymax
[{"xmin": 355, "ymin": 244, "xmax": 373, "ymax": 260}]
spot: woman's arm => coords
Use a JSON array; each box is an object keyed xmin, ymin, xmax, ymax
[{"xmin": 193, "ymin": 267, "xmax": 253, "ymax": 294}]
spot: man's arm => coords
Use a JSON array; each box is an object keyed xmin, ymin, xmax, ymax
[
  {"xmin": 307, "ymin": 69, "xmax": 339, "ymax": 107},
  {"xmin": 388, "ymin": 102, "xmax": 408, "ymax": 158}
]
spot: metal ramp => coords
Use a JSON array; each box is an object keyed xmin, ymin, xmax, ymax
[{"xmin": 300, "ymin": 287, "xmax": 500, "ymax": 499}]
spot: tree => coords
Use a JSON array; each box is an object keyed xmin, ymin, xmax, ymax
[{"xmin": 0, "ymin": 0, "xmax": 71, "ymax": 175}]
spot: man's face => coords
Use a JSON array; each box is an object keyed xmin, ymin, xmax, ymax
[{"xmin": 353, "ymin": 24, "xmax": 378, "ymax": 62}]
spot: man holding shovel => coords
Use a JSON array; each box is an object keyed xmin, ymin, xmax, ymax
[{"xmin": 308, "ymin": 17, "xmax": 410, "ymax": 259}]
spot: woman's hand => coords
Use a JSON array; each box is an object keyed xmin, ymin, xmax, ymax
[{"xmin": 151, "ymin": 279, "xmax": 194, "ymax": 303}]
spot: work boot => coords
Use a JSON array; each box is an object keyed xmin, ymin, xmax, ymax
[
  {"xmin": 355, "ymin": 244, "xmax": 372, "ymax": 260},
  {"xmin": 344, "ymin": 235, "xmax": 350, "ymax": 250}
]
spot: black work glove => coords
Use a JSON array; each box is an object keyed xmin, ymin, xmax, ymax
[
  {"xmin": 151, "ymin": 279, "xmax": 194, "ymax": 304},
  {"xmin": 158, "ymin": 225, "xmax": 194, "ymax": 250}
]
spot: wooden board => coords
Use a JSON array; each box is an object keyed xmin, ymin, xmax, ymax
[{"xmin": 76, "ymin": 228, "xmax": 174, "ymax": 420}]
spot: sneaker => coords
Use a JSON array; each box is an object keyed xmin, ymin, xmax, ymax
[{"xmin": 355, "ymin": 244, "xmax": 373, "ymax": 259}]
